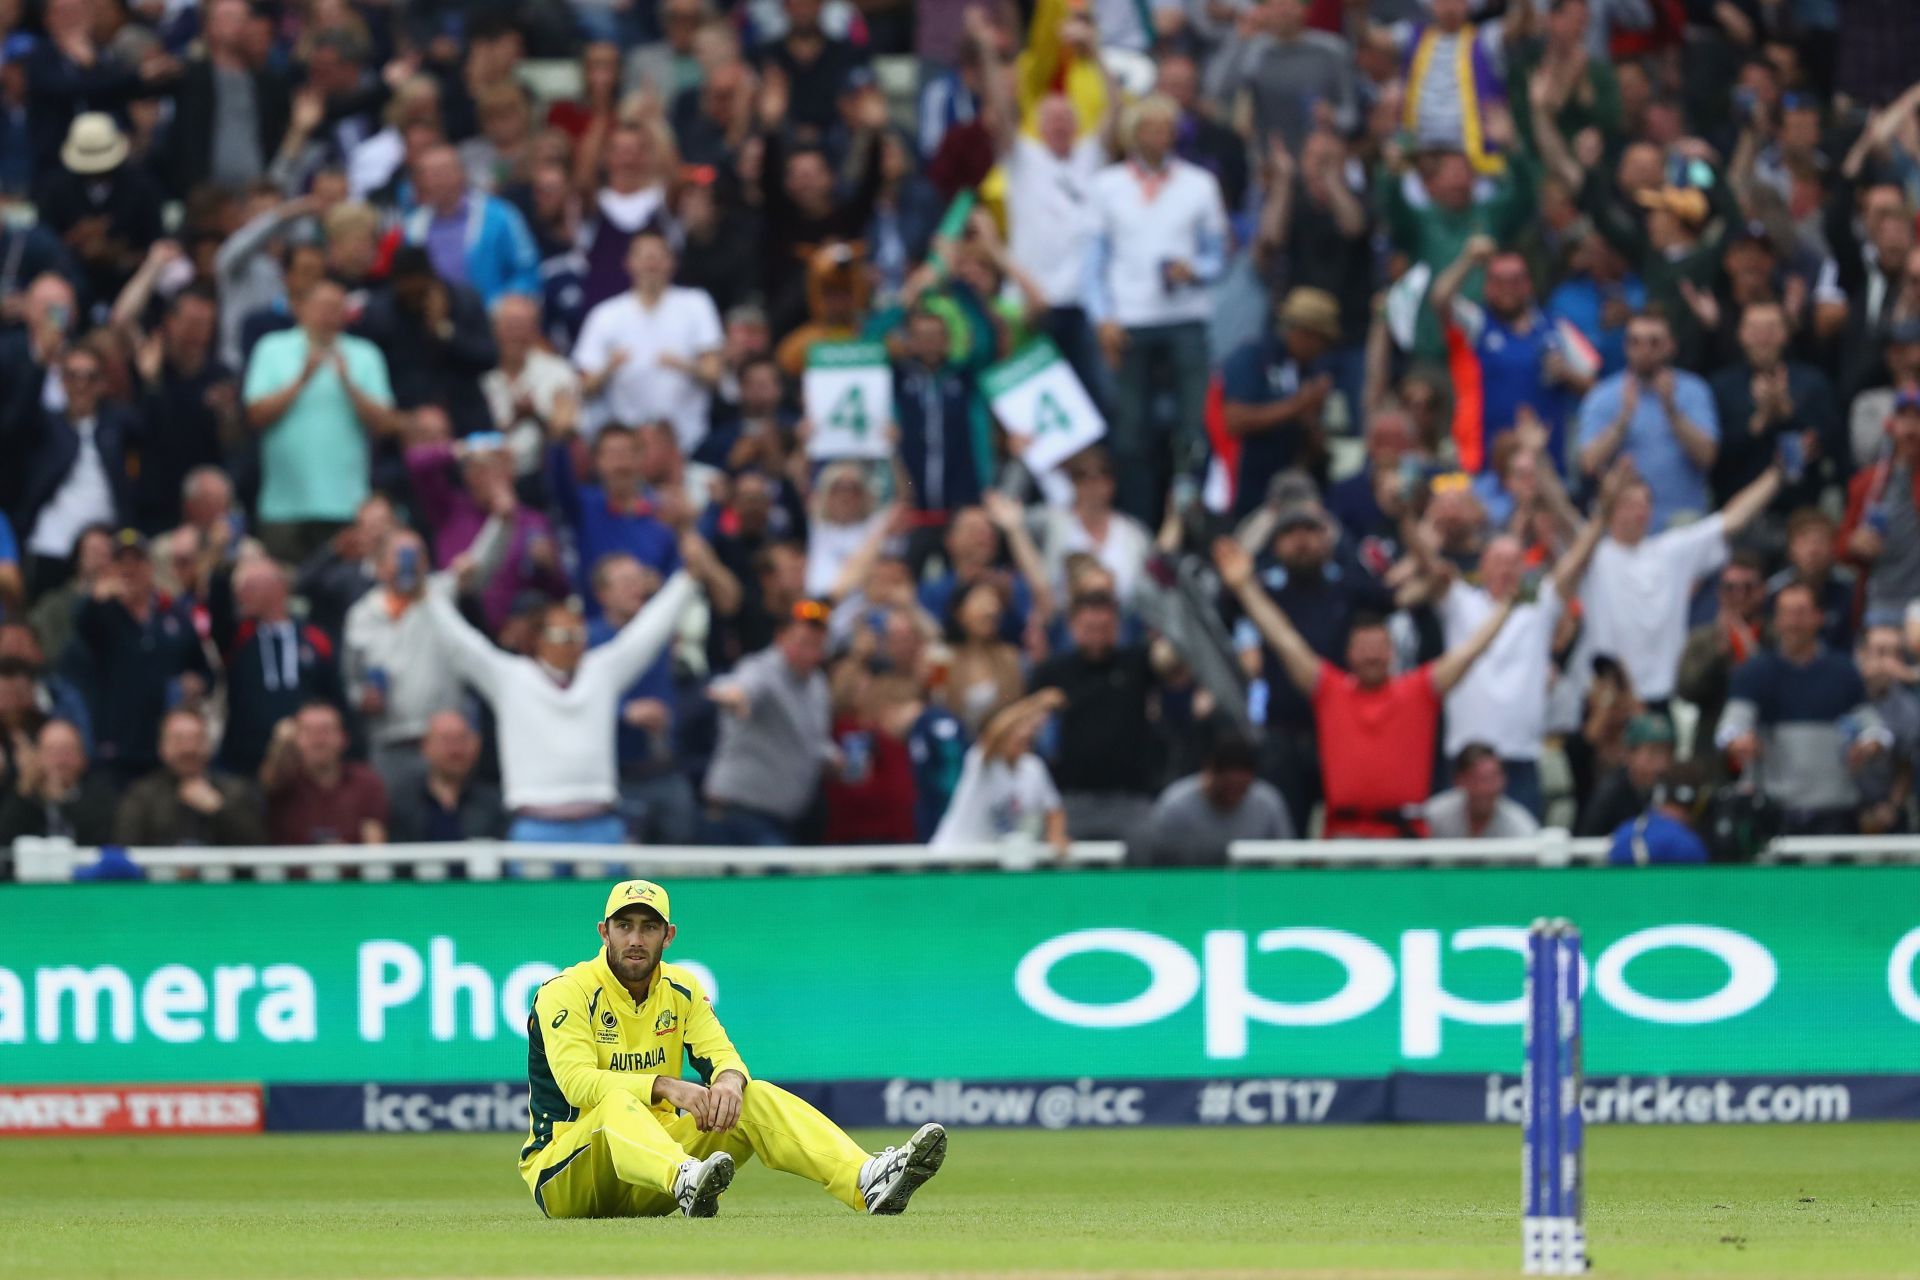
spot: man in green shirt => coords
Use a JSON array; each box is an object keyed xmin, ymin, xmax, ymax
[{"xmin": 242, "ymin": 279, "xmax": 402, "ymax": 563}]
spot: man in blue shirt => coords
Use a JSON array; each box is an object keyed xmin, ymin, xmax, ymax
[
  {"xmin": 1607, "ymin": 763, "xmax": 1709, "ymax": 865},
  {"xmin": 1221, "ymin": 287, "xmax": 1339, "ymax": 519},
  {"xmin": 1717, "ymin": 580, "xmax": 1887, "ymax": 835},
  {"xmin": 588, "ymin": 552, "xmax": 695, "ymax": 846},
  {"xmin": 549, "ymin": 423, "xmax": 682, "ymax": 617},
  {"xmin": 1576, "ymin": 311, "xmax": 1719, "ymax": 530},
  {"xmin": 1431, "ymin": 237, "xmax": 1583, "ymax": 476}
]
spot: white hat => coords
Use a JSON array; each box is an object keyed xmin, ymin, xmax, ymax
[{"xmin": 61, "ymin": 112, "xmax": 129, "ymax": 176}]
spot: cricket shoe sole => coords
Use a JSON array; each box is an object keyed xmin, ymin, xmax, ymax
[
  {"xmin": 863, "ymin": 1122, "xmax": 947, "ymax": 1216},
  {"xmin": 676, "ymin": 1151, "xmax": 735, "ymax": 1218}
]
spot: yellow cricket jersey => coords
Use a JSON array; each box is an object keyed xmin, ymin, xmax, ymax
[{"xmin": 519, "ymin": 954, "xmax": 748, "ymax": 1168}]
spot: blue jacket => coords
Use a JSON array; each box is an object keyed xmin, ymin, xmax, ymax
[
  {"xmin": 1, "ymin": 400, "xmax": 142, "ymax": 544},
  {"xmin": 892, "ymin": 360, "xmax": 982, "ymax": 516},
  {"xmin": 401, "ymin": 194, "xmax": 541, "ymax": 306}
]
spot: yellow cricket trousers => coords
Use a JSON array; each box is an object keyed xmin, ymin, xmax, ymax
[{"xmin": 521, "ymin": 1080, "xmax": 871, "ymax": 1218}]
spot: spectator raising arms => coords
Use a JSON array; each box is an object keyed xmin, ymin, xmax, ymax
[
  {"xmin": 422, "ymin": 518, "xmax": 722, "ymax": 847},
  {"xmin": 5, "ymin": 0, "xmax": 1920, "ymax": 863},
  {"xmin": 1580, "ymin": 454, "xmax": 1784, "ymax": 711},
  {"xmin": 1214, "ymin": 536, "xmax": 1516, "ymax": 839}
]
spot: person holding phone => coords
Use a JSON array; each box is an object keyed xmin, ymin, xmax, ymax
[{"xmin": 343, "ymin": 527, "xmax": 473, "ymax": 789}]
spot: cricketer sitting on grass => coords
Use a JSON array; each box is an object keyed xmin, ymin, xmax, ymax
[{"xmin": 519, "ymin": 879, "xmax": 947, "ymax": 1218}]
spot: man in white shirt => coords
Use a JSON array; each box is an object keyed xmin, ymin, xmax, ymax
[
  {"xmin": 1084, "ymin": 94, "xmax": 1229, "ymax": 524},
  {"xmin": 574, "ymin": 232, "xmax": 724, "ymax": 455},
  {"xmin": 484, "ymin": 293, "xmax": 581, "ymax": 475},
  {"xmin": 1428, "ymin": 466, "xmax": 1611, "ymax": 817},
  {"xmin": 1424, "ymin": 744, "xmax": 1541, "ymax": 839},
  {"xmin": 423, "ymin": 515, "xmax": 732, "ymax": 846},
  {"xmin": 1580, "ymin": 457, "xmax": 1782, "ymax": 711},
  {"xmin": 977, "ymin": 8, "xmax": 1113, "ymax": 404}
]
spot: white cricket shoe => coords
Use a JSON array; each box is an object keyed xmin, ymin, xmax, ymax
[
  {"xmin": 859, "ymin": 1122, "xmax": 947, "ymax": 1215},
  {"xmin": 672, "ymin": 1151, "xmax": 734, "ymax": 1218}
]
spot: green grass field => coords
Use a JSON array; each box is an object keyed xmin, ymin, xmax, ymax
[{"xmin": 2, "ymin": 1126, "xmax": 1915, "ymax": 1279}]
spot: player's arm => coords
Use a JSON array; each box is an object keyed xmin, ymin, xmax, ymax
[
  {"xmin": 678, "ymin": 969, "xmax": 751, "ymax": 1131},
  {"xmin": 532, "ymin": 980, "xmax": 664, "ymax": 1111}
]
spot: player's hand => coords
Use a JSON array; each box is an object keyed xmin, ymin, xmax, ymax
[
  {"xmin": 706, "ymin": 1073, "xmax": 744, "ymax": 1133},
  {"xmin": 654, "ymin": 1075, "xmax": 711, "ymax": 1122}
]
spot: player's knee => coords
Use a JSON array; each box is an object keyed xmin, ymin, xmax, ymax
[{"xmin": 739, "ymin": 1079, "xmax": 793, "ymax": 1116}]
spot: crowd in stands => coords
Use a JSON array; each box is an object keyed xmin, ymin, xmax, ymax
[{"xmin": 4, "ymin": 0, "xmax": 1920, "ymax": 877}]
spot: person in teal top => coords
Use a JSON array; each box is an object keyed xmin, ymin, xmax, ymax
[{"xmin": 242, "ymin": 279, "xmax": 399, "ymax": 562}]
